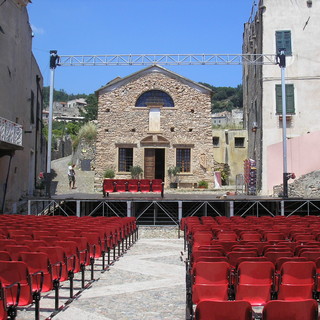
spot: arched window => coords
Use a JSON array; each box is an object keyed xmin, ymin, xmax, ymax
[{"xmin": 135, "ymin": 90, "xmax": 174, "ymax": 107}]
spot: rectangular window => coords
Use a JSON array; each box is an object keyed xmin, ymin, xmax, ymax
[
  {"xmin": 275, "ymin": 84, "xmax": 295, "ymax": 114},
  {"xmin": 30, "ymin": 90, "xmax": 35, "ymax": 124},
  {"xmin": 213, "ymin": 137, "xmax": 220, "ymax": 147},
  {"xmin": 118, "ymin": 148, "xmax": 133, "ymax": 172},
  {"xmin": 276, "ymin": 31, "xmax": 292, "ymax": 55},
  {"xmin": 235, "ymin": 137, "xmax": 245, "ymax": 148},
  {"xmin": 176, "ymin": 148, "xmax": 191, "ymax": 172}
]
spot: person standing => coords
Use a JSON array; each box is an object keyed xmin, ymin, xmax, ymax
[{"xmin": 68, "ymin": 164, "xmax": 76, "ymax": 189}]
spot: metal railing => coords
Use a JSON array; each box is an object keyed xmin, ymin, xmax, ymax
[{"xmin": 0, "ymin": 117, "xmax": 23, "ymax": 147}]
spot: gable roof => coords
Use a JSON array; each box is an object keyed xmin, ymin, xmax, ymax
[{"xmin": 96, "ymin": 65, "xmax": 212, "ymax": 95}]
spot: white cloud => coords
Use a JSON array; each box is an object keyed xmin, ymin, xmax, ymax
[{"xmin": 31, "ymin": 24, "xmax": 45, "ymax": 35}]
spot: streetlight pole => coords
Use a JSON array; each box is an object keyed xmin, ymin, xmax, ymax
[
  {"xmin": 45, "ymin": 50, "xmax": 59, "ymax": 197},
  {"xmin": 278, "ymin": 50, "xmax": 288, "ymax": 198}
]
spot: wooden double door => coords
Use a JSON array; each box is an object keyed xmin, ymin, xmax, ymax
[{"xmin": 144, "ymin": 148, "xmax": 165, "ymax": 180}]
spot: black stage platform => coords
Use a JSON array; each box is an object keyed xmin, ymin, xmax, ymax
[{"xmin": 27, "ymin": 191, "xmax": 320, "ymax": 225}]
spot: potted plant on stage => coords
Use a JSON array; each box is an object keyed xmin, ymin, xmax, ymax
[
  {"xmin": 129, "ymin": 166, "xmax": 143, "ymax": 179},
  {"xmin": 168, "ymin": 166, "xmax": 181, "ymax": 188},
  {"xmin": 104, "ymin": 168, "xmax": 115, "ymax": 179},
  {"xmin": 198, "ymin": 180, "xmax": 209, "ymax": 189}
]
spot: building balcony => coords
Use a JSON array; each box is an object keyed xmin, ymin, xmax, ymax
[{"xmin": 0, "ymin": 117, "xmax": 23, "ymax": 152}]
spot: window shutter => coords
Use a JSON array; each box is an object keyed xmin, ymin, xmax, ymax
[
  {"xmin": 276, "ymin": 31, "xmax": 292, "ymax": 55},
  {"xmin": 275, "ymin": 84, "xmax": 295, "ymax": 114},
  {"xmin": 286, "ymin": 84, "xmax": 295, "ymax": 113}
]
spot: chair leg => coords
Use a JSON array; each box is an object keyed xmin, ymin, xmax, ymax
[
  {"xmin": 53, "ymin": 279, "xmax": 60, "ymax": 310},
  {"xmin": 90, "ymin": 257, "xmax": 95, "ymax": 281},
  {"xmin": 81, "ymin": 264, "xmax": 85, "ymax": 289},
  {"xmin": 7, "ymin": 305, "xmax": 17, "ymax": 320},
  {"xmin": 33, "ymin": 291, "xmax": 41, "ymax": 320},
  {"xmin": 69, "ymin": 271, "xmax": 74, "ymax": 298},
  {"xmin": 102, "ymin": 251, "xmax": 105, "ymax": 270}
]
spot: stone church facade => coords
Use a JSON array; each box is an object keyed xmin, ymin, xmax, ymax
[{"xmin": 95, "ymin": 65, "xmax": 214, "ymax": 188}]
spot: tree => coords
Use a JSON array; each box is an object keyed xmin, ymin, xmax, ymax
[
  {"xmin": 199, "ymin": 82, "xmax": 243, "ymax": 113},
  {"xmin": 80, "ymin": 94, "xmax": 98, "ymax": 122}
]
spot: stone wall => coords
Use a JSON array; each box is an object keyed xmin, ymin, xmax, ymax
[
  {"xmin": 94, "ymin": 67, "xmax": 214, "ymax": 190},
  {"xmin": 273, "ymin": 171, "xmax": 320, "ymax": 198}
]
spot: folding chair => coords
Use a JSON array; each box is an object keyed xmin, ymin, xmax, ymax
[
  {"xmin": 4, "ymin": 245, "xmax": 31, "ymax": 261},
  {"xmin": 0, "ymin": 283, "xmax": 7, "ymax": 320},
  {"xmin": 0, "ymin": 251, "xmax": 11, "ymax": 261},
  {"xmin": 235, "ymin": 261, "xmax": 275, "ymax": 306},
  {"xmin": 0, "ymin": 261, "xmax": 33, "ymax": 320},
  {"xmin": 151, "ymin": 179, "xmax": 163, "ymax": 193},
  {"xmin": 264, "ymin": 251, "xmax": 293, "ymax": 264},
  {"xmin": 114, "ymin": 180, "xmax": 127, "ymax": 192},
  {"xmin": 102, "ymin": 179, "xmax": 115, "ymax": 197},
  {"xmin": 36, "ymin": 246, "xmax": 68, "ymax": 310},
  {"xmin": 262, "ymin": 299, "xmax": 318, "ymax": 320},
  {"xmin": 139, "ymin": 179, "xmax": 151, "ymax": 192},
  {"xmin": 192, "ymin": 261, "xmax": 231, "ymax": 304},
  {"xmin": 227, "ymin": 251, "xmax": 258, "ymax": 268},
  {"xmin": 195, "ymin": 300, "xmax": 253, "ymax": 320},
  {"xmin": 127, "ymin": 179, "xmax": 139, "ymax": 192},
  {"xmin": 277, "ymin": 261, "xmax": 317, "ymax": 300}
]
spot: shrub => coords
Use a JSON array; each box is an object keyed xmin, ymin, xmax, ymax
[
  {"xmin": 130, "ymin": 166, "xmax": 143, "ymax": 179},
  {"xmin": 72, "ymin": 122, "xmax": 97, "ymax": 150},
  {"xmin": 198, "ymin": 180, "xmax": 209, "ymax": 188},
  {"xmin": 104, "ymin": 169, "xmax": 115, "ymax": 179}
]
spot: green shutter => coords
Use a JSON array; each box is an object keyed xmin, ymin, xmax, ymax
[
  {"xmin": 275, "ymin": 84, "xmax": 295, "ymax": 114},
  {"xmin": 276, "ymin": 31, "xmax": 292, "ymax": 55}
]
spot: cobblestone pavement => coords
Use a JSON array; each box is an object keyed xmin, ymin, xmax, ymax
[{"xmin": 17, "ymin": 235, "xmax": 186, "ymax": 320}]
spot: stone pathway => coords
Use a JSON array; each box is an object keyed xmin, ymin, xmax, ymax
[{"xmin": 17, "ymin": 237, "xmax": 186, "ymax": 320}]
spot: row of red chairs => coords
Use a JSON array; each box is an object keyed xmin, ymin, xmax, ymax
[
  {"xmin": 0, "ymin": 215, "xmax": 138, "ymax": 320},
  {"xmin": 187, "ymin": 260, "xmax": 318, "ymax": 319},
  {"xmin": 103, "ymin": 179, "xmax": 164, "ymax": 197},
  {"xmin": 194, "ymin": 299, "xmax": 318, "ymax": 320}
]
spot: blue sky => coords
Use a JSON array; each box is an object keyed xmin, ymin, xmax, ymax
[{"xmin": 28, "ymin": 0, "xmax": 256, "ymax": 95}]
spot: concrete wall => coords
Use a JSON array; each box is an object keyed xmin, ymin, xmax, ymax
[
  {"xmin": 212, "ymin": 129, "xmax": 248, "ymax": 184},
  {"xmin": 267, "ymin": 131, "xmax": 320, "ymax": 193},
  {"xmin": 0, "ymin": 0, "xmax": 45, "ymax": 212}
]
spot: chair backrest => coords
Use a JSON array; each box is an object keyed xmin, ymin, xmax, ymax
[
  {"xmin": 264, "ymin": 251, "xmax": 293, "ymax": 264},
  {"xmin": 275, "ymin": 257, "xmax": 308, "ymax": 271},
  {"xmin": 299, "ymin": 251, "xmax": 320, "ymax": 261},
  {"xmin": 227, "ymin": 251, "xmax": 258, "ymax": 267},
  {"xmin": 262, "ymin": 299, "xmax": 318, "ymax": 320},
  {"xmin": 0, "ymin": 261, "xmax": 33, "ymax": 306},
  {"xmin": 194, "ymin": 261, "xmax": 230, "ymax": 285},
  {"xmin": 280, "ymin": 261, "xmax": 316, "ymax": 284},
  {"xmin": 237, "ymin": 261, "xmax": 274, "ymax": 285},
  {"xmin": 195, "ymin": 300, "xmax": 253, "ymax": 320}
]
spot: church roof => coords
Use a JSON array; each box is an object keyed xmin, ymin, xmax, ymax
[{"xmin": 96, "ymin": 65, "xmax": 212, "ymax": 95}]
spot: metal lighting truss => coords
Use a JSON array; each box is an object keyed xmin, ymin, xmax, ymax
[{"xmin": 58, "ymin": 53, "xmax": 277, "ymax": 67}]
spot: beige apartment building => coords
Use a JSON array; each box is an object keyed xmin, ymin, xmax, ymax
[
  {"xmin": 243, "ymin": 0, "xmax": 320, "ymax": 195},
  {"xmin": 95, "ymin": 65, "xmax": 215, "ymax": 188}
]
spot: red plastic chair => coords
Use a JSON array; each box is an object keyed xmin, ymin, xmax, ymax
[
  {"xmin": 103, "ymin": 179, "xmax": 115, "ymax": 197},
  {"xmin": 0, "ymin": 251, "xmax": 11, "ymax": 261},
  {"xmin": 192, "ymin": 261, "xmax": 231, "ymax": 303},
  {"xmin": 235, "ymin": 261, "xmax": 275, "ymax": 306},
  {"xmin": 264, "ymin": 251, "xmax": 293, "ymax": 264},
  {"xmin": 151, "ymin": 179, "xmax": 163, "ymax": 193},
  {"xmin": 127, "ymin": 179, "xmax": 139, "ymax": 192},
  {"xmin": 0, "ymin": 261, "xmax": 33, "ymax": 320},
  {"xmin": 139, "ymin": 179, "xmax": 151, "ymax": 193},
  {"xmin": 227, "ymin": 251, "xmax": 258, "ymax": 268},
  {"xmin": 0, "ymin": 283, "xmax": 7, "ymax": 320},
  {"xmin": 262, "ymin": 299, "xmax": 318, "ymax": 320},
  {"xmin": 275, "ymin": 257, "xmax": 308, "ymax": 272},
  {"xmin": 195, "ymin": 300, "xmax": 253, "ymax": 320},
  {"xmin": 4, "ymin": 245, "xmax": 31, "ymax": 261},
  {"xmin": 114, "ymin": 180, "xmax": 127, "ymax": 192},
  {"xmin": 277, "ymin": 261, "xmax": 316, "ymax": 300},
  {"xmin": 19, "ymin": 252, "xmax": 53, "ymax": 293}
]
